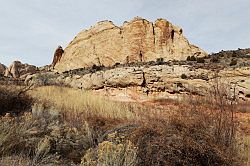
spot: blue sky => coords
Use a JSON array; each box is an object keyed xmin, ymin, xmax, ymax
[{"xmin": 0, "ymin": 0, "xmax": 249, "ymax": 66}]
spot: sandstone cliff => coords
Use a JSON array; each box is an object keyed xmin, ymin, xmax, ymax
[{"xmin": 54, "ymin": 17, "xmax": 207, "ymax": 72}]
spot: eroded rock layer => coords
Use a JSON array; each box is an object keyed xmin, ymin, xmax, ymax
[
  {"xmin": 27, "ymin": 64, "xmax": 250, "ymax": 102},
  {"xmin": 55, "ymin": 17, "xmax": 207, "ymax": 72}
]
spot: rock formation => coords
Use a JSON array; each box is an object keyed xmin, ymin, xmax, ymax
[
  {"xmin": 0, "ymin": 63, "xmax": 6, "ymax": 75},
  {"xmin": 54, "ymin": 17, "xmax": 207, "ymax": 72},
  {"xmin": 4, "ymin": 61, "xmax": 38, "ymax": 79},
  {"xmin": 52, "ymin": 46, "xmax": 64, "ymax": 68},
  {"xmin": 27, "ymin": 64, "xmax": 250, "ymax": 102}
]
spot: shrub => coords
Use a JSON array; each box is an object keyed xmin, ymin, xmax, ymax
[
  {"xmin": 156, "ymin": 58, "xmax": 164, "ymax": 62},
  {"xmin": 114, "ymin": 62, "xmax": 121, "ymax": 67},
  {"xmin": 156, "ymin": 58, "xmax": 164, "ymax": 65},
  {"xmin": 130, "ymin": 117, "xmax": 238, "ymax": 166},
  {"xmin": 189, "ymin": 55, "xmax": 196, "ymax": 61},
  {"xmin": 81, "ymin": 140, "xmax": 137, "ymax": 166},
  {"xmin": 0, "ymin": 111, "xmax": 97, "ymax": 165},
  {"xmin": 196, "ymin": 57, "xmax": 205, "ymax": 63},
  {"xmin": 0, "ymin": 85, "xmax": 34, "ymax": 116},
  {"xmin": 91, "ymin": 64, "xmax": 104, "ymax": 71},
  {"xmin": 128, "ymin": 79, "xmax": 241, "ymax": 166},
  {"xmin": 232, "ymin": 52, "xmax": 237, "ymax": 57},
  {"xmin": 230, "ymin": 59, "xmax": 237, "ymax": 66},
  {"xmin": 181, "ymin": 73, "xmax": 188, "ymax": 79},
  {"xmin": 210, "ymin": 56, "xmax": 220, "ymax": 63},
  {"xmin": 0, "ymin": 115, "xmax": 39, "ymax": 157}
]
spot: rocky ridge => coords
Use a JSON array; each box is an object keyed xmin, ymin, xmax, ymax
[
  {"xmin": 27, "ymin": 52, "xmax": 250, "ymax": 102},
  {"xmin": 54, "ymin": 17, "xmax": 207, "ymax": 72}
]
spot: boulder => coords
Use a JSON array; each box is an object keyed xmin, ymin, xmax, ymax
[
  {"xmin": 4, "ymin": 61, "xmax": 37, "ymax": 79},
  {"xmin": 0, "ymin": 63, "xmax": 6, "ymax": 75},
  {"xmin": 54, "ymin": 17, "xmax": 207, "ymax": 72}
]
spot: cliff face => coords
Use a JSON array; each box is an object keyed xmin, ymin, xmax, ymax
[{"xmin": 54, "ymin": 17, "xmax": 207, "ymax": 72}]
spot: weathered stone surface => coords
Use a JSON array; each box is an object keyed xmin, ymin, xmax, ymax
[
  {"xmin": 4, "ymin": 61, "xmax": 38, "ymax": 79},
  {"xmin": 54, "ymin": 17, "xmax": 207, "ymax": 72},
  {"xmin": 215, "ymin": 67, "xmax": 250, "ymax": 101},
  {"xmin": 0, "ymin": 63, "xmax": 6, "ymax": 75},
  {"xmin": 25, "ymin": 72, "xmax": 60, "ymax": 85},
  {"xmin": 104, "ymin": 67, "xmax": 144, "ymax": 87},
  {"xmin": 65, "ymin": 67, "xmax": 144, "ymax": 90},
  {"xmin": 27, "ymin": 63, "xmax": 250, "ymax": 101},
  {"xmin": 52, "ymin": 46, "xmax": 64, "ymax": 68}
]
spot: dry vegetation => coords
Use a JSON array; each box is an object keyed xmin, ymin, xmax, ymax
[
  {"xmin": 29, "ymin": 86, "xmax": 139, "ymax": 120},
  {"xmin": 0, "ymin": 85, "xmax": 249, "ymax": 165},
  {"xmin": 0, "ymin": 85, "xmax": 33, "ymax": 116}
]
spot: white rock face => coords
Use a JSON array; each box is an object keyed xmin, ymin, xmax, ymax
[{"xmin": 54, "ymin": 17, "xmax": 207, "ymax": 72}]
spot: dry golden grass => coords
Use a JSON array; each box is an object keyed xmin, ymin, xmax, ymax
[
  {"xmin": 29, "ymin": 86, "xmax": 138, "ymax": 120},
  {"xmin": 0, "ymin": 156, "xmax": 34, "ymax": 166},
  {"xmin": 240, "ymin": 135, "xmax": 250, "ymax": 166}
]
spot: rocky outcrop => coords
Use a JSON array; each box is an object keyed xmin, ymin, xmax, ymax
[
  {"xmin": 4, "ymin": 61, "xmax": 38, "ymax": 79},
  {"xmin": 54, "ymin": 17, "xmax": 207, "ymax": 72},
  {"xmin": 52, "ymin": 46, "xmax": 64, "ymax": 68},
  {"xmin": 27, "ymin": 63, "xmax": 250, "ymax": 102},
  {"xmin": 0, "ymin": 63, "xmax": 6, "ymax": 75}
]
